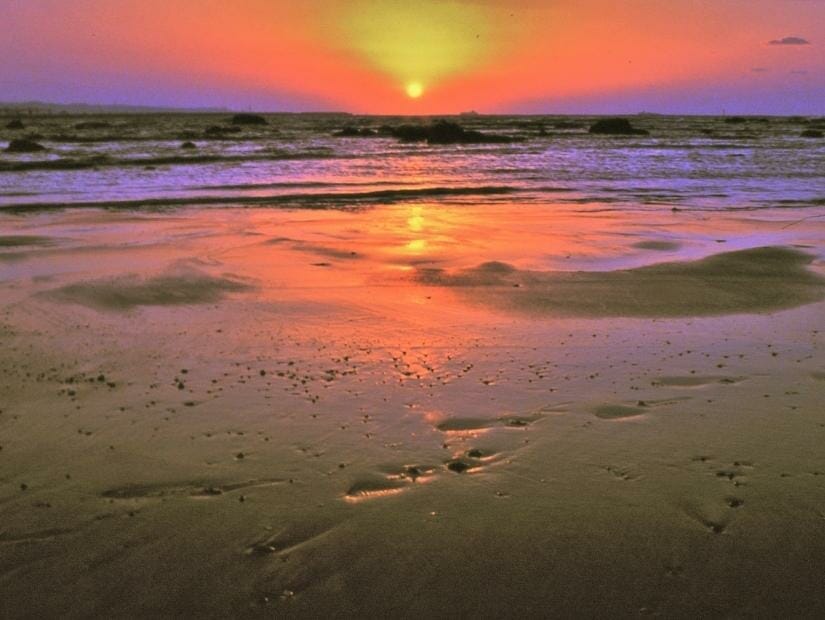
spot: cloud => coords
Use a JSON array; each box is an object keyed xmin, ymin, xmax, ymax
[{"xmin": 768, "ymin": 36, "xmax": 811, "ymax": 46}]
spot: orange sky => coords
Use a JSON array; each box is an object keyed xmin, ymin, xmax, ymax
[{"xmin": 1, "ymin": 0, "xmax": 822, "ymax": 113}]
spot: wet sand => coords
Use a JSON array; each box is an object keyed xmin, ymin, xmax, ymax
[{"xmin": 1, "ymin": 202, "xmax": 825, "ymax": 617}]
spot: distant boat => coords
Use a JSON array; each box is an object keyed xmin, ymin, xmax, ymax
[{"xmin": 459, "ymin": 110, "xmax": 480, "ymax": 117}]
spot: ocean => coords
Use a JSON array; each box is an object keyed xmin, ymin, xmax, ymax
[{"xmin": 1, "ymin": 114, "xmax": 823, "ymax": 213}]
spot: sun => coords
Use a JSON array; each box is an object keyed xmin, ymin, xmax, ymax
[{"xmin": 406, "ymin": 82, "xmax": 424, "ymax": 98}]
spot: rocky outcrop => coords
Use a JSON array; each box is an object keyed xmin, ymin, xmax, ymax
[
  {"xmin": 333, "ymin": 126, "xmax": 377, "ymax": 137},
  {"xmin": 397, "ymin": 121, "xmax": 516, "ymax": 144},
  {"xmin": 588, "ymin": 118, "xmax": 649, "ymax": 135},
  {"xmin": 230, "ymin": 114, "xmax": 267, "ymax": 125},
  {"xmin": 5, "ymin": 139, "xmax": 46, "ymax": 152},
  {"xmin": 331, "ymin": 121, "xmax": 515, "ymax": 144}
]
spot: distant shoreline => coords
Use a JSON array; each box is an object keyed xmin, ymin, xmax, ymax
[{"xmin": 1, "ymin": 102, "xmax": 822, "ymax": 118}]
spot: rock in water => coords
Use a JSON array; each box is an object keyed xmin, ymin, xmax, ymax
[
  {"xmin": 588, "ymin": 118, "xmax": 650, "ymax": 135},
  {"xmin": 801, "ymin": 130, "xmax": 823, "ymax": 139},
  {"xmin": 5, "ymin": 119, "xmax": 25, "ymax": 130},
  {"xmin": 391, "ymin": 121, "xmax": 516, "ymax": 144},
  {"xmin": 391, "ymin": 124, "xmax": 431, "ymax": 142},
  {"xmin": 333, "ymin": 126, "xmax": 377, "ymax": 137},
  {"xmin": 180, "ymin": 141, "xmax": 197, "ymax": 149},
  {"xmin": 427, "ymin": 121, "xmax": 468, "ymax": 143},
  {"xmin": 5, "ymin": 138, "xmax": 46, "ymax": 153},
  {"xmin": 230, "ymin": 113, "xmax": 267, "ymax": 125}
]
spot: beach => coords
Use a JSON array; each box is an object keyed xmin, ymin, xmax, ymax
[{"xmin": 1, "ymin": 114, "xmax": 825, "ymax": 617}]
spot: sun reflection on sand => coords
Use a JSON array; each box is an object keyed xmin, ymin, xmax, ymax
[
  {"xmin": 405, "ymin": 239, "xmax": 428, "ymax": 253},
  {"xmin": 407, "ymin": 207, "xmax": 425, "ymax": 232}
]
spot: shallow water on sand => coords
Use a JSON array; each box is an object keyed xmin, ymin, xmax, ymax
[{"xmin": 1, "ymin": 201, "xmax": 825, "ymax": 617}]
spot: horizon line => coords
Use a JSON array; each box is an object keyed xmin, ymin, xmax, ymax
[{"xmin": 0, "ymin": 100, "xmax": 821, "ymax": 118}]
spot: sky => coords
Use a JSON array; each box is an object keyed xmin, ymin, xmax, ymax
[{"xmin": 1, "ymin": 0, "xmax": 823, "ymax": 114}]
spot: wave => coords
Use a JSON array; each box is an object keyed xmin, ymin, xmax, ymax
[
  {"xmin": 0, "ymin": 150, "xmax": 336, "ymax": 173},
  {"xmin": 196, "ymin": 179, "xmax": 411, "ymax": 191},
  {"xmin": 1, "ymin": 185, "xmax": 519, "ymax": 212},
  {"xmin": 766, "ymin": 197, "xmax": 825, "ymax": 207}
]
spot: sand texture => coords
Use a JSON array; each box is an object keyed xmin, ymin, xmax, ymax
[{"xmin": 1, "ymin": 203, "xmax": 825, "ymax": 618}]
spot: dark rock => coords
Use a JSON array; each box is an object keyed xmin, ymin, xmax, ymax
[
  {"xmin": 396, "ymin": 121, "xmax": 515, "ymax": 144},
  {"xmin": 404, "ymin": 466, "xmax": 422, "ymax": 480},
  {"xmin": 391, "ymin": 124, "xmax": 431, "ymax": 142},
  {"xmin": 423, "ymin": 121, "xmax": 468, "ymax": 143},
  {"xmin": 333, "ymin": 126, "xmax": 377, "ymax": 137},
  {"xmin": 801, "ymin": 129, "xmax": 823, "ymax": 138},
  {"xmin": 333, "ymin": 126, "xmax": 359, "ymax": 137},
  {"xmin": 588, "ymin": 118, "xmax": 649, "ymax": 135},
  {"xmin": 447, "ymin": 460, "xmax": 471, "ymax": 473},
  {"xmin": 723, "ymin": 117, "xmax": 748, "ymax": 124},
  {"xmin": 180, "ymin": 141, "xmax": 197, "ymax": 149},
  {"xmin": 5, "ymin": 138, "xmax": 46, "ymax": 153},
  {"xmin": 75, "ymin": 121, "xmax": 111, "ymax": 130},
  {"xmin": 230, "ymin": 113, "xmax": 267, "ymax": 125},
  {"xmin": 6, "ymin": 119, "xmax": 25, "ymax": 130}
]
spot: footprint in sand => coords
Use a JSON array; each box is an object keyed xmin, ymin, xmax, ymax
[
  {"xmin": 591, "ymin": 397, "xmax": 690, "ymax": 420},
  {"xmin": 681, "ymin": 457, "xmax": 753, "ymax": 534},
  {"xmin": 682, "ymin": 502, "xmax": 732, "ymax": 535},
  {"xmin": 652, "ymin": 375, "xmax": 745, "ymax": 388},
  {"xmin": 101, "ymin": 478, "xmax": 284, "ymax": 502},
  {"xmin": 344, "ymin": 477, "xmax": 409, "ymax": 501},
  {"xmin": 604, "ymin": 465, "xmax": 637, "ymax": 481},
  {"xmin": 343, "ymin": 464, "xmax": 438, "ymax": 501},
  {"xmin": 435, "ymin": 413, "xmax": 542, "ymax": 432},
  {"xmin": 346, "ymin": 410, "xmax": 544, "ymax": 500},
  {"xmin": 633, "ymin": 240, "xmax": 681, "ymax": 251},
  {"xmin": 445, "ymin": 448, "xmax": 500, "ymax": 474},
  {"xmin": 592, "ymin": 404, "xmax": 647, "ymax": 420},
  {"xmin": 245, "ymin": 524, "xmax": 333, "ymax": 557},
  {"xmin": 0, "ymin": 528, "xmax": 75, "ymax": 545}
]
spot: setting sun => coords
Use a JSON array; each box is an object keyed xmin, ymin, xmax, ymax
[{"xmin": 406, "ymin": 82, "xmax": 424, "ymax": 98}]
